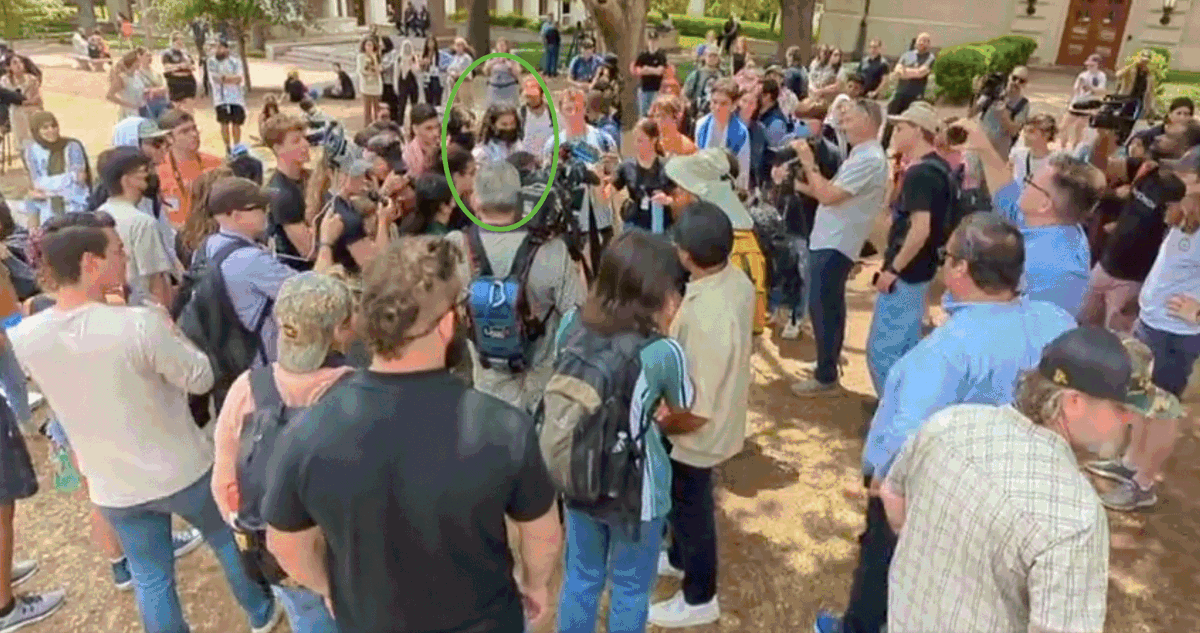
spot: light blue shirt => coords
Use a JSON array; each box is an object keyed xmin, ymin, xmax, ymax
[
  {"xmin": 23, "ymin": 140, "xmax": 90, "ymax": 225},
  {"xmin": 1139, "ymin": 226, "xmax": 1200, "ymax": 336},
  {"xmin": 862, "ymin": 297, "xmax": 1076, "ymax": 478},
  {"xmin": 1022, "ymin": 223, "xmax": 1091, "ymax": 317},
  {"xmin": 203, "ymin": 230, "xmax": 297, "ymax": 365}
]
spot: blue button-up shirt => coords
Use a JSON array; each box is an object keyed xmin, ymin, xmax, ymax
[
  {"xmin": 862, "ymin": 297, "xmax": 1076, "ymax": 478},
  {"xmin": 204, "ymin": 230, "xmax": 297, "ymax": 366},
  {"xmin": 1023, "ymin": 223, "xmax": 1091, "ymax": 318}
]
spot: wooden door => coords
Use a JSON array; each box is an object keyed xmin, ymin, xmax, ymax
[{"xmin": 1056, "ymin": 0, "xmax": 1132, "ymax": 68}]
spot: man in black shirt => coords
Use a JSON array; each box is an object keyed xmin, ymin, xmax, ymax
[
  {"xmin": 859, "ymin": 38, "xmax": 891, "ymax": 98},
  {"xmin": 262, "ymin": 237, "xmax": 561, "ymax": 633},
  {"xmin": 1080, "ymin": 122, "xmax": 1198, "ymax": 333},
  {"xmin": 868, "ymin": 102, "xmax": 951, "ymax": 393},
  {"xmin": 631, "ymin": 29, "xmax": 668, "ymax": 117},
  {"xmin": 882, "ymin": 33, "xmax": 935, "ymax": 149},
  {"xmin": 263, "ymin": 114, "xmax": 314, "ymax": 271}
]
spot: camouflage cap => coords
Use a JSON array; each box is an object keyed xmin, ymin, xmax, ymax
[
  {"xmin": 275, "ymin": 272, "xmax": 354, "ymax": 373},
  {"xmin": 1120, "ymin": 335, "xmax": 1184, "ymax": 419}
]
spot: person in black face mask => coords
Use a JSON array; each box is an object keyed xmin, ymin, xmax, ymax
[{"xmin": 473, "ymin": 104, "xmax": 523, "ymax": 166}]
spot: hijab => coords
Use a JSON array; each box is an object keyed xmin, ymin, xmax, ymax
[
  {"xmin": 824, "ymin": 94, "xmax": 852, "ymax": 157},
  {"xmin": 29, "ymin": 111, "xmax": 91, "ymax": 216}
]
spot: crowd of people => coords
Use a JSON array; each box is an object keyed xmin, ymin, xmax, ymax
[{"xmin": 0, "ymin": 19, "xmax": 1196, "ymax": 633}]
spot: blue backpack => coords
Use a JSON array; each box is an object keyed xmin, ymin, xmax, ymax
[{"xmin": 464, "ymin": 227, "xmax": 547, "ymax": 372}]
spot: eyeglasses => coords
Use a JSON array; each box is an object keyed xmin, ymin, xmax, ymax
[
  {"xmin": 1011, "ymin": 76, "xmax": 1028, "ymax": 84},
  {"xmin": 936, "ymin": 245, "xmax": 965, "ymax": 266}
]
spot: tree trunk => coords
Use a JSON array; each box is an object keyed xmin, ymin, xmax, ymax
[
  {"xmin": 777, "ymin": 0, "xmax": 814, "ymax": 63},
  {"xmin": 582, "ymin": 0, "xmax": 649, "ymax": 131},
  {"xmin": 77, "ymin": 0, "xmax": 97, "ymax": 29},
  {"xmin": 237, "ymin": 26, "xmax": 252, "ymax": 91},
  {"xmin": 467, "ymin": 0, "xmax": 490, "ymax": 59}
]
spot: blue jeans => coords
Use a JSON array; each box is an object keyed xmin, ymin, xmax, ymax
[
  {"xmin": 557, "ymin": 509, "xmax": 664, "ymax": 633},
  {"xmin": 542, "ymin": 44, "xmax": 560, "ymax": 76},
  {"xmin": 1133, "ymin": 319, "xmax": 1200, "ymax": 398},
  {"xmin": 638, "ymin": 89, "xmax": 659, "ymax": 117},
  {"xmin": 866, "ymin": 278, "xmax": 930, "ymax": 394},
  {"xmin": 99, "ymin": 469, "xmax": 274, "ymax": 633},
  {"xmin": 273, "ymin": 585, "xmax": 336, "ymax": 633},
  {"xmin": 0, "ymin": 343, "xmax": 30, "ymax": 428},
  {"xmin": 808, "ymin": 248, "xmax": 856, "ymax": 385},
  {"xmin": 787, "ymin": 236, "xmax": 811, "ymax": 321}
]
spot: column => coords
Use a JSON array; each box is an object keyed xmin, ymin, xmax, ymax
[
  {"xmin": 686, "ymin": 0, "xmax": 703, "ymax": 17},
  {"xmin": 365, "ymin": 0, "xmax": 387, "ymax": 25}
]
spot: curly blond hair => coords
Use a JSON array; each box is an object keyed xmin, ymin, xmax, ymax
[{"xmin": 358, "ymin": 237, "xmax": 463, "ymax": 358}]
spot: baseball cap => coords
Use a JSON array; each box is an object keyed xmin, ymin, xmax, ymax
[
  {"xmin": 275, "ymin": 272, "xmax": 353, "ymax": 373},
  {"xmin": 475, "ymin": 161, "xmax": 522, "ymax": 209},
  {"xmin": 137, "ymin": 119, "xmax": 170, "ymax": 140},
  {"xmin": 1037, "ymin": 327, "xmax": 1134, "ymax": 405},
  {"xmin": 1163, "ymin": 145, "xmax": 1200, "ymax": 176},
  {"xmin": 887, "ymin": 101, "xmax": 941, "ymax": 135},
  {"xmin": 206, "ymin": 176, "xmax": 271, "ymax": 216},
  {"xmin": 523, "ymin": 75, "xmax": 543, "ymax": 97},
  {"xmin": 1119, "ymin": 335, "xmax": 1184, "ymax": 418}
]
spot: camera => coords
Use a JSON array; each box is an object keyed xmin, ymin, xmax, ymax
[
  {"xmin": 512, "ymin": 140, "xmax": 604, "ymax": 278},
  {"xmin": 974, "ymin": 72, "xmax": 1008, "ymax": 114},
  {"xmin": 1087, "ymin": 95, "xmax": 1139, "ymax": 143}
]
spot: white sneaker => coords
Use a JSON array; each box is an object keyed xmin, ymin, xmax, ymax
[
  {"xmin": 781, "ymin": 319, "xmax": 802, "ymax": 340},
  {"xmin": 657, "ymin": 551, "xmax": 684, "ymax": 579},
  {"xmin": 648, "ymin": 590, "xmax": 720, "ymax": 628}
]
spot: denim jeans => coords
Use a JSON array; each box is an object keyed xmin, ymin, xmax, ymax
[
  {"xmin": 558, "ymin": 509, "xmax": 664, "ymax": 633},
  {"xmin": 808, "ymin": 248, "xmax": 856, "ymax": 385},
  {"xmin": 638, "ymin": 89, "xmax": 659, "ymax": 117},
  {"xmin": 788, "ymin": 236, "xmax": 811, "ymax": 320},
  {"xmin": 1133, "ymin": 319, "xmax": 1200, "ymax": 398},
  {"xmin": 842, "ymin": 496, "xmax": 897, "ymax": 633},
  {"xmin": 667, "ymin": 460, "xmax": 717, "ymax": 604},
  {"xmin": 542, "ymin": 44, "xmax": 560, "ymax": 76},
  {"xmin": 273, "ymin": 585, "xmax": 336, "ymax": 633},
  {"xmin": 99, "ymin": 469, "xmax": 274, "ymax": 633},
  {"xmin": 866, "ymin": 278, "xmax": 930, "ymax": 394},
  {"xmin": 0, "ymin": 343, "xmax": 31, "ymax": 428}
]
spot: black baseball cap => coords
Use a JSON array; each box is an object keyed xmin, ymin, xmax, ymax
[
  {"xmin": 207, "ymin": 177, "xmax": 271, "ymax": 216},
  {"xmin": 1037, "ymin": 327, "xmax": 1134, "ymax": 404}
]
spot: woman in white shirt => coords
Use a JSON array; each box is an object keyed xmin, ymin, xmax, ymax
[
  {"xmin": 357, "ymin": 36, "xmax": 384, "ymax": 126},
  {"xmin": 22, "ymin": 111, "xmax": 90, "ymax": 229},
  {"xmin": 1009, "ymin": 113, "xmax": 1057, "ymax": 186},
  {"xmin": 106, "ymin": 48, "xmax": 147, "ymax": 120},
  {"xmin": 1062, "ymin": 54, "xmax": 1107, "ymax": 151}
]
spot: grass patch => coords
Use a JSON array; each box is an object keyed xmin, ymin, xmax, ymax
[{"xmin": 1165, "ymin": 70, "xmax": 1200, "ymax": 84}]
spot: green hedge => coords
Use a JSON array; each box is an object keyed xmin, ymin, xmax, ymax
[
  {"xmin": 646, "ymin": 14, "xmax": 779, "ymax": 41},
  {"xmin": 930, "ymin": 35, "xmax": 1037, "ymax": 103}
]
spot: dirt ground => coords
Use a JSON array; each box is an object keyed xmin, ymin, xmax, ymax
[{"xmin": 2, "ymin": 49, "xmax": 1199, "ymax": 633}]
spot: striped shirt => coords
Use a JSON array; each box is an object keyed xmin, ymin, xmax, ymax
[
  {"xmin": 886, "ymin": 404, "xmax": 1109, "ymax": 633},
  {"xmin": 556, "ymin": 310, "xmax": 694, "ymax": 521}
]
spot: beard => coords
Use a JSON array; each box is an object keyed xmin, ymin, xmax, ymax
[
  {"xmin": 495, "ymin": 129, "xmax": 519, "ymax": 144},
  {"xmin": 216, "ymin": 51, "xmax": 229, "ymax": 60}
]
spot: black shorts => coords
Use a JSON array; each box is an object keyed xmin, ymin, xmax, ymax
[
  {"xmin": 0, "ymin": 400, "xmax": 38, "ymax": 505},
  {"xmin": 215, "ymin": 104, "xmax": 246, "ymax": 125},
  {"xmin": 166, "ymin": 74, "xmax": 197, "ymax": 101}
]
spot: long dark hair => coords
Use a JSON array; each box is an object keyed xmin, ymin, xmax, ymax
[
  {"xmin": 401, "ymin": 173, "xmax": 453, "ymax": 235},
  {"xmin": 581, "ymin": 229, "xmax": 682, "ymax": 336},
  {"xmin": 479, "ymin": 104, "xmax": 522, "ymax": 145}
]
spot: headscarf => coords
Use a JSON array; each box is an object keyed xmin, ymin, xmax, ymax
[
  {"xmin": 29, "ymin": 111, "xmax": 90, "ymax": 216},
  {"xmin": 824, "ymin": 94, "xmax": 852, "ymax": 157}
]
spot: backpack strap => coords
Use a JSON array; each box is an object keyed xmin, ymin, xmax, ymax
[
  {"xmin": 464, "ymin": 225, "xmax": 494, "ymax": 278},
  {"xmin": 211, "ymin": 237, "xmax": 273, "ymax": 364},
  {"xmin": 248, "ymin": 365, "xmax": 284, "ymax": 412}
]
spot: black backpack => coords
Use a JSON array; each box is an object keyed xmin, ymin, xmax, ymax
[
  {"xmin": 924, "ymin": 157, "xmax": 992, "ymax": 245},
  {"xmin": 175, "ymin": 239, "xmax": 273, "ymax": 421},
  {"xmin": 538, "ymin": 324, "xmax": 658, "ymax": 536}
]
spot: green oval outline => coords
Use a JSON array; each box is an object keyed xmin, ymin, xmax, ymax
[{"xmin": 440, "ymin": 52, "xmax": 559, "ymax": 232}]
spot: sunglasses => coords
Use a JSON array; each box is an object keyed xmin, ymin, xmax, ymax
[{"xmin": 1011, "ymin": 76, "xmax": 1028, "ymax": 84}]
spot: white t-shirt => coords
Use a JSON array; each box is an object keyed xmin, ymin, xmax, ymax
[
  {"xmin": 1071, "ymin": 70, "xmax": 1107, "ymax": 105},
  {"xmin": 98, "ymin": 198, "xmax": 177, "ymax": 306},
  {"xmin": 1139, "ymin": 227, "xmax": 1200, "ymax": 336},
  {"xmin": 521, "ymin": 105, "xmax": 555, "ymax": 157},
  {"xmin": 1009, "ymin": 146, "xmax": 1052, "ymax": 186},
  {"xmin": 207, "ymin": 55, "xmax": 246, "ymax": 107},
  {"xmin": 11, "ymin": 304, "xmax": 216, "ymax": 508},
  {"xmin": 809, "ymin": 140, "xmax": 889, "ymax": 259}
]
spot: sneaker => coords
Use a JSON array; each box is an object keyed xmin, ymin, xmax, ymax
[
  {"xmin": 657, "ymin": 551, "xmax": 684, "ymax": 579},
  {"xmin": 781, "ymin": 319, "xmax": 802, "ymax": 340},
  {"xmin": 1100, "ymin": 480, "xmax": 1158, "ymax": 511},
  {"xmin": 112, "ymin": 558, "xmax": 133, "ymax": 591},
  {"xmin": 250, "ymin": 598, "xmax": 284, "ymax": 633},
  {"xmin": 813, "ymin": 610, "xmax": 845, "ymax": 633},
  {"xmin": 0, "ymin": 590, "xmax": 67, "ymax": 632},
  {"xmin": 791, "ymin": 378, "xmax": 839, "ymax": 397},
  {"xmin": 173, "ymin": 527, "xmax": 203, "ymax": 559},
  {"xmin": 10, "ymin": 561, "xmax": 37, "ymax": 588},
  {"xmin": 648, "ymin": 590, "xmax": 720, "ymax": 628},
  {"xmin": 1085, "ymin": 459, "xmax": 1137, "ymax": 483}
]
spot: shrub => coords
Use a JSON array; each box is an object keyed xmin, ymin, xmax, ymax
[
  {"xmin": 931, "ymin": 44, "xmax": 994, "ymax": 104},
  {"xmin": 986, "ymin": 35, "xmax": 1037, "ymax": 75},
  {"xmin": 651, "ymin": 14, "xmax": 779, "ymax": 42},
  {"xmin": 0, "ymin": 0, "xmax": 74, "ymax": 39},
  {"xmin": 1123, "ymin": 48, "xmax": 1170, "ymax": 108}
]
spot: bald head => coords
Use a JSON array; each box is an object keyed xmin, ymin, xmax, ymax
[{"xmin": 916, "ymin": 33, "xmax": 932, "ymax": 52}]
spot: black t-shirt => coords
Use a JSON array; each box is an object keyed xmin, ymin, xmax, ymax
[
  {"xmin": 859, "ymin": 55, "xmax": 890, "ymax": 92},
  {"xmin": 326, "ymin": 195, "xmax": 369, "ymax": 275},
  {"xmin": 614, "ymin": 157, "xmax": 672, "ymax": 232},
  {"xmin": 1100, "ymin": 159, "xmax": 1186, "ymax": 281},
  {"xmin": 284, "ymin": 77, "xmax": 307, "ymax": 103},
  {"xmin": 545, "ymin": 25, "xmax": 561, "ymax": 46},
  {"xmin": 261, "ymin": 369, "xmax": 555, "ymax": 633},
  {"xmin": 895, "ymin": 51, "xmax": 935, "ymax": 99},
  {"xmin": 267, "ymin": 170, "xmax": 312, "ymax": 271},
  {"xmin": 1131, "ymin": 68, "xmax": 1148, "ymax": 100},
  {"xmin": 337, "ymin": 71, "xmax": 356, "ymax": 98},
  {"xmin": 636, "ymin": 50, "xmax": 668, "ymax": 92},
  {"xmin": 885, "ymin": 152, "xmax": 952, "ymax": 283}
]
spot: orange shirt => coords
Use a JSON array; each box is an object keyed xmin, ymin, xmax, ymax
[
  {"xmin": 662, "ymin": 131, "xmax": 697, "ymax": 157},
  {"xmin": 158, "ymin": 152, "xmax": 224, "ymax": 226}
]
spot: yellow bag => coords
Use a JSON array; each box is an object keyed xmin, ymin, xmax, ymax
[{"xmin": 731, "ymin": 230, "xmax": 768, "ymax": 335}]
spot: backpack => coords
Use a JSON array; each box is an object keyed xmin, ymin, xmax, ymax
[
  {"xmin": 175, "ymin": 239, "xmax": 273, "ymax": 420},
  {"xmin": 748, "ymin": 199, "xmax": 797, "ymax": 294},
  {"xmin": 538, "ymin": 324, "xmax": 658, "ymax": 534},
  {"xmin": 463, "ymin": 226, "xmax": 546, "ymax": 372},
  {"xmin": 925, "ymin": 158, "xmax": 992, "ymax": 243}
]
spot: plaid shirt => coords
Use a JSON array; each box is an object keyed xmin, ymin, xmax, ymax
[{"xmin": 886, "ymin": 404, "xmax": 1109, "ymax": 633}]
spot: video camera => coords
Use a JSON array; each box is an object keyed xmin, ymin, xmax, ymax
[
  {"xmin": 510, "ymin": 140, "xmax": 603, "ymax": 278},
  {"xmin": 1080, "ymin": 95, "xmax": 1140, "ymax": 144},
  {"xmin": 974, "ymin": 71, "xmax": 1008, "ymax": 114}
]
